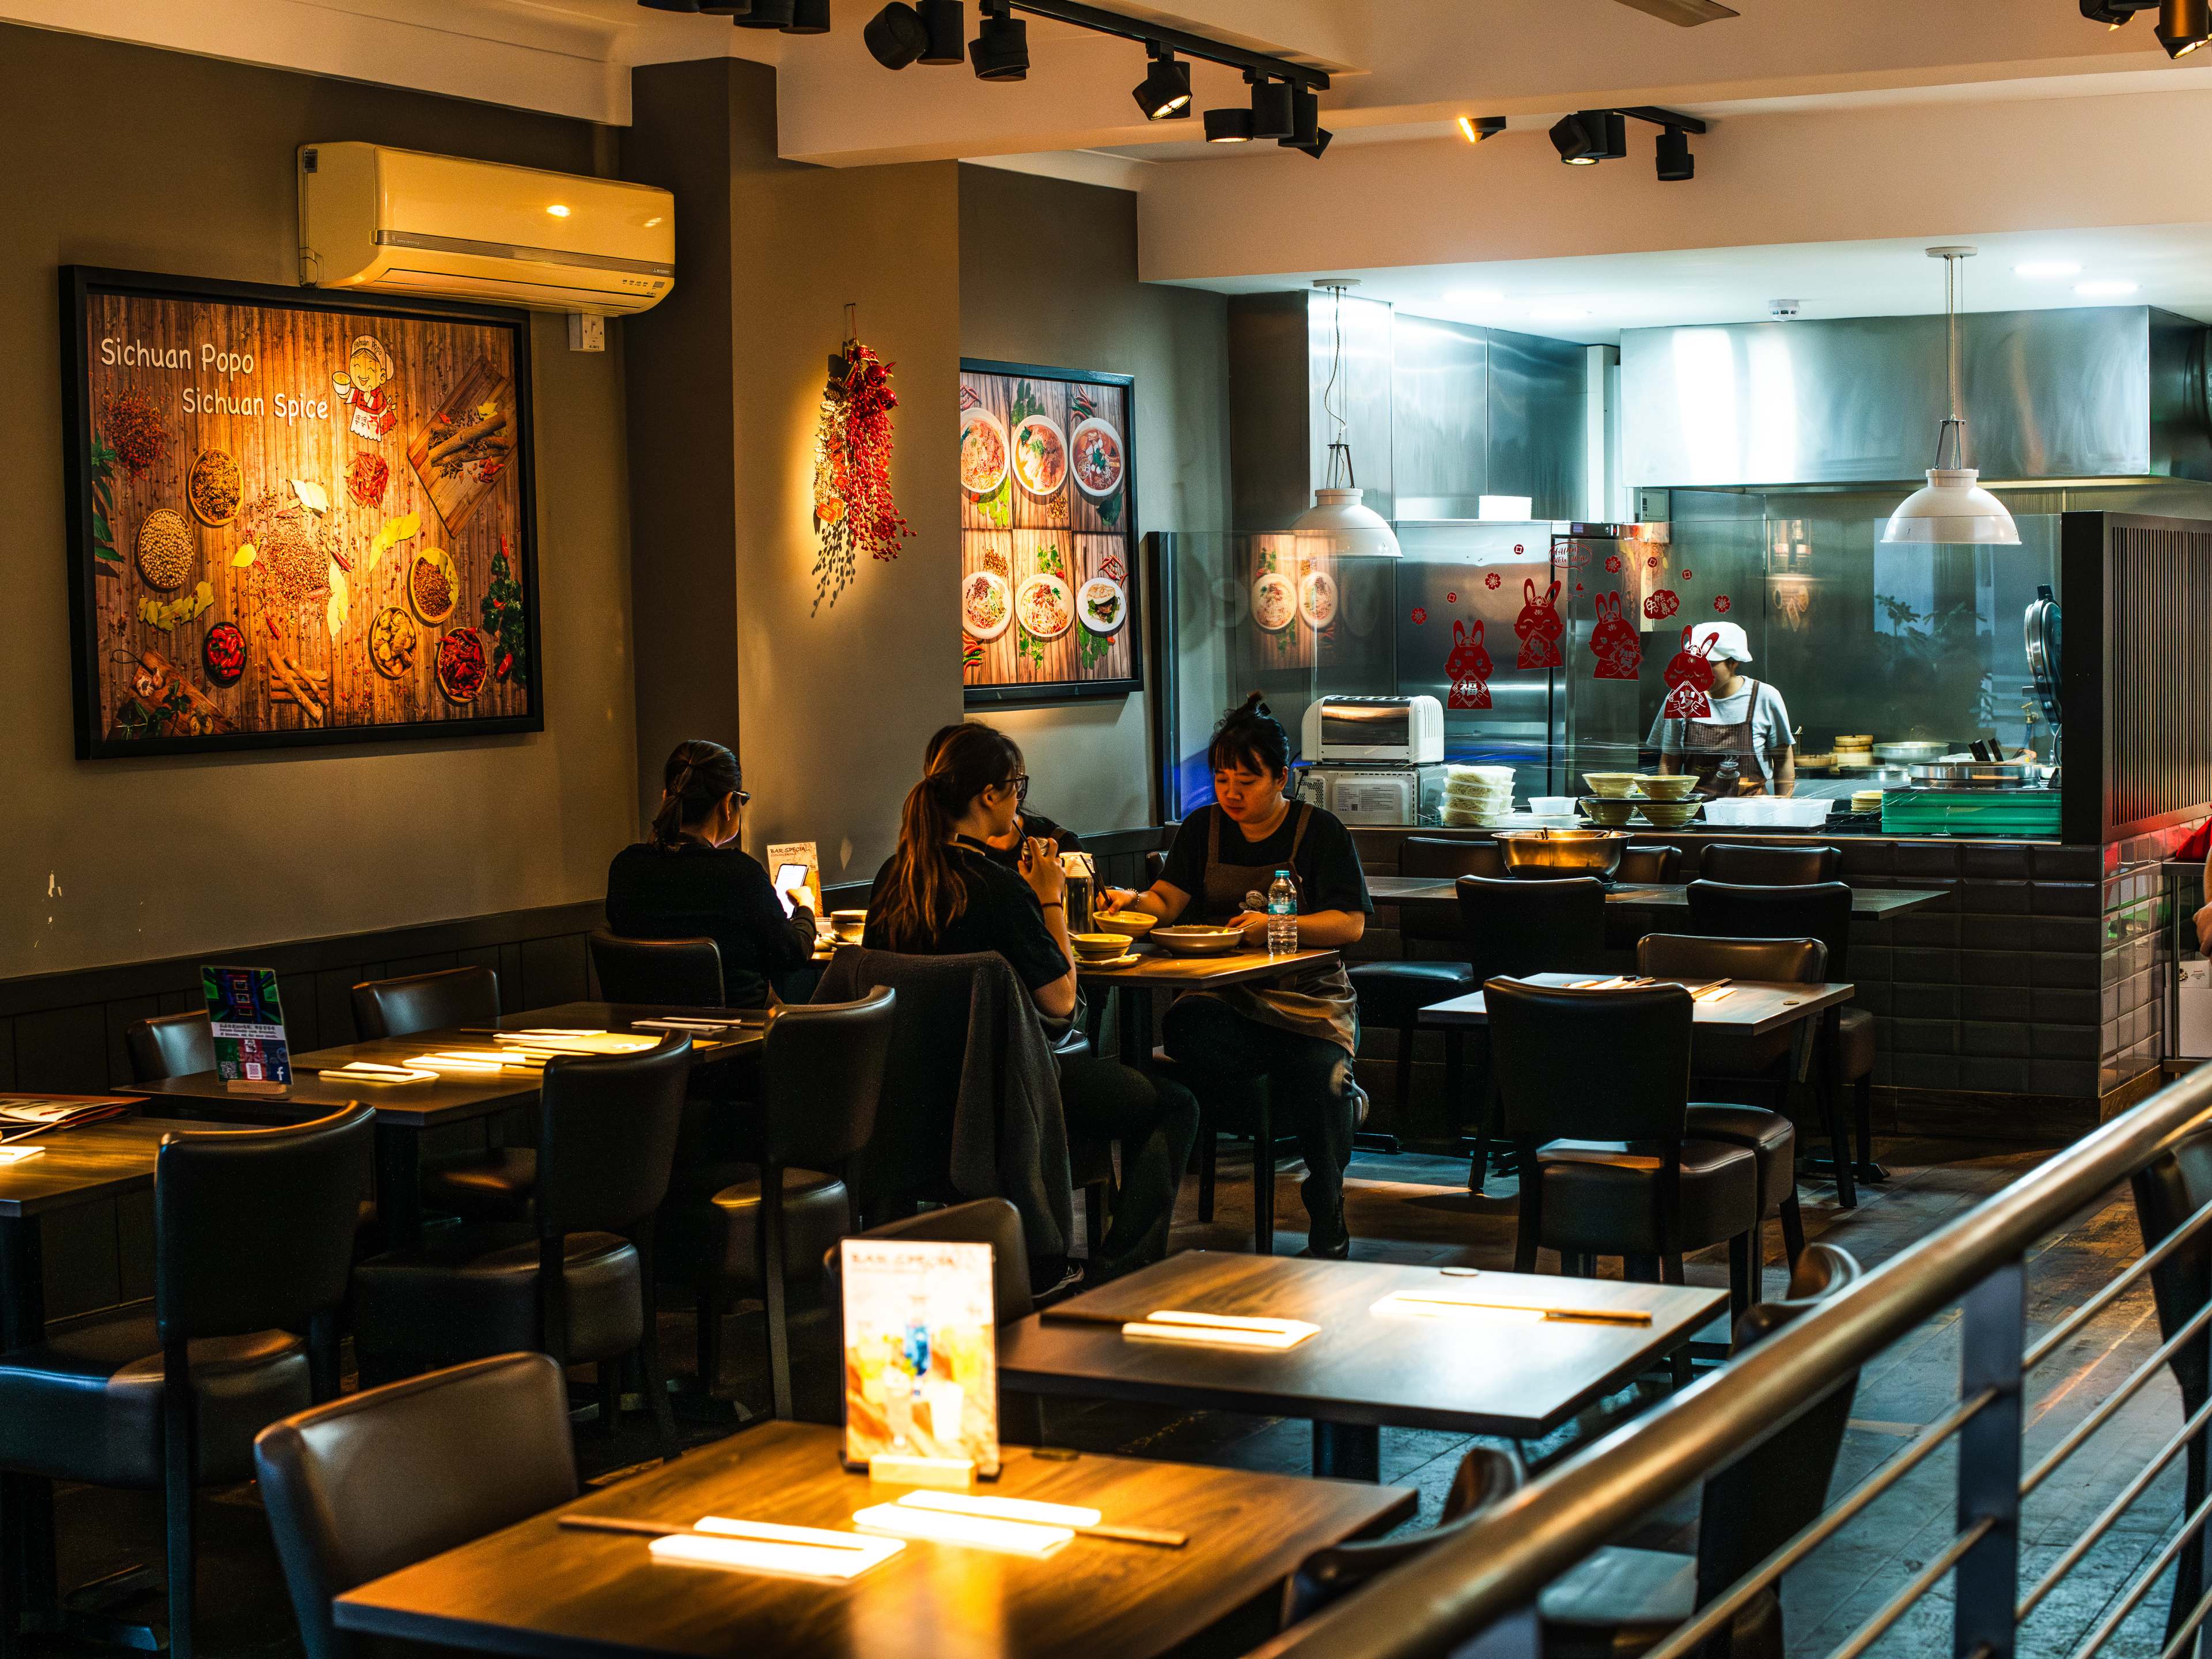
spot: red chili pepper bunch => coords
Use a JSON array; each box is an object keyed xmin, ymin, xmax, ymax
[{"xmin": 813, "ymin": 340, "xmax": 914, "ymax": 611}]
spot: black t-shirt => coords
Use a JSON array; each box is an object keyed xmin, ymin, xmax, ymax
[
  {"xmin": 1157, "ymin": 802, "xmax": 1373, "ymax": 923},
  {"xmin": 862, "ymin": 838, "xmax": 1070, "ymax": 995},
  {"xmin": 962, "ymin": 809, "xmax": 1084, "ymax": 870},
  {"xmin": 605, "ymin": 841, "xmax": 817, "ymax": 1009}
]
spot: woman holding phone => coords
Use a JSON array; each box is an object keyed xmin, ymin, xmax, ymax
[
  {"xmin": 605, "ymin": 739, "xmax": 819, "ymax": 1008},
  {"xmin": 868, "ymin": 724, "xmax": 1196, "ymax": 1278},
  {"xmin": 1100, "ymin": 695, "xmax": 1371, "ymax": 1258}
]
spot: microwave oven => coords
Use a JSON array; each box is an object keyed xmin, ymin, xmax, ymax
[{"xmin": 1300, "ymin": 695, "xmax": 1445, "ymax": 765}]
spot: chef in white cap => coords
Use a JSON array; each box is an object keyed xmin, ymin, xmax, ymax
[{"xmin": 1647, "ymin": 620, "xmax": 1797, "ymax": 797}]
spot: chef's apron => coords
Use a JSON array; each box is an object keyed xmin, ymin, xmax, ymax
[
  {"xmin": 1683, "ymin": 680, "xmax": 1770, "ymax": 798},
  {"xmin": 1182, "ymin": 803, "xmax": 1360, "ymax": 1055}
]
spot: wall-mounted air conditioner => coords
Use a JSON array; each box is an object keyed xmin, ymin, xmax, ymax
[{"xmin": 298, "ymin": 143, "xmax": 675, "ymax": 317}]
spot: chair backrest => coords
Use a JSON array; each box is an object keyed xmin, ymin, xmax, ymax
[
  {"xmin": 254, "ymin": 1353, "xmax": 578, "ymax": 1659},
  {"xmin": 1401, "ymin": 839, "xmax": 1503, "ymax": 946},
  {"xmin": 1637, "ymin": 932, "xmax": 1827, "ymax": 987},
  {"xmin": 1486, "ymin": 977, "xmax": 1694, "ymax": 1143},
  {"xmin": 1456, "ymin": 875, "xmax": 1607, "ymax": 982},
  {"xmin": 587, "ymin": 932, "xmax": 726, "ymax": 1008},
  {"xmin": 824, "ymin": 1197, "xmax": 1035, "ymax": 1325},
  {"xmin": 758, "ymin": 987, "xmax": 898, "ymax": 1171},
  {"xmin": 1618, "ymin": 843, "xmax": 1683, "ymax": 884},
  {"xmin": 154, "ymin": 1104, "xmax": 376, "ymax": 1343},
  {"xmin": 126, "ymin": 1010, "xmax": 215, "ymax": 1082},
  {"xmin": 1278, "ymin": 1446, "xmax": 1525, "ymax": 1629},
  {"xmin": 1696, "ymin": 842, "xmax": 1839, "ymax": 885},
  {"xmin": 1696, "ymin": 1244, "xmax": 1863, "ymax": 1607},
  {"xmin": 534, "ymin": 1034, "xmax": 694, "ymax": 1238},
  {"xmin": 1686, "ymin": 880, "xmax": 1855, "ymax": 980},
  {"xmin": 350, "ymin": 965, "xmax": 500, "ymax": 1040},
  {"xmin": 2133, "ymin": 1131, "xmax": 2212, "ymax": 1412}
]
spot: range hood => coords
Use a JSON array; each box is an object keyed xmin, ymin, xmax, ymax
[{"xmin": 1620, "ymin": 306, "xmax": 2212, "ymax": 490}]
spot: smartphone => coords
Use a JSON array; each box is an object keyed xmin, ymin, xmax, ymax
[{"xmin": 773, "ymin": 862, "xmax": 812, "ymax": 916}]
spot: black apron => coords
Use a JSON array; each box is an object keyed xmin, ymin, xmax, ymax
[
  {"xmin": 1182, "ymin": 804, "xmax": 1360, "ymax": 1055},
  {"xmin": 1683, "ymin": 679, "xmax": 1770, "ymax": 798}
]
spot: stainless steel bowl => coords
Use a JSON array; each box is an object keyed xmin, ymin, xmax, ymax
[
  {"xmin": 1494, "ymin": 828, "xmax": 1631, "ymax": 879},
  {"xmin": 1907, "ymin": 760, "xmax": 2041, "ymax": 791},
  {"xmin": 1873, "ymin": 740, "xmax": 1951, "ymax": 763}
]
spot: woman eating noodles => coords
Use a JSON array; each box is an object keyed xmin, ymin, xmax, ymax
[
  {"xmin": 866, "ymin": 723, "xmax": 1197, "ymax": 1278},
  {"xmin": 922, "ymin": 723, "xmax": 1084, "ymax": 866},
  {"xmin": 1101, "ymin": 694, "xmax": 1371, "ymax": 1259},
  {"xmin": 605, "ymin": 739, "xmax": 819, "ymax": 1009}
]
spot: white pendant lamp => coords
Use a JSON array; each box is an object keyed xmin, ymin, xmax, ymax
[
  {"xmin": 1293, "ymin": 278, "xmax": 1401, "ymax": 559},
  {"xmin": 1883, "ymin": 247, "xmax": 2020, "ymax": 547}
]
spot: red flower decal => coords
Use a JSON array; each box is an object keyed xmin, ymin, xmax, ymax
[
  {"xmin": 1647, "ymin": 556, "xmax": 1660, "ymax": 570},
  {"xmin": 1446, "ymin": 592, "xmax": 1457, "ymax": 603},
  {"xmin": 1411, "ymin": 607, "xmax": 1428, "ymax": 625},
  {"xmin": 1680, "ymin": 569, "xmax": 1694, "ymax": 581},
  {"xmin": 1604, "ymin": 555, "xmax": 1622, "ymax": 573},
  {"xmin": 1484, "ymin": 571, "xmax": 1503, "ymax": 590},
  {"xmin": 1714, "ymin": 594, "xmax": 1732, "ymax": 613},
  {"xmin": 1513, "ymin": 544, "xmax": 1525, "ymax": 554}
]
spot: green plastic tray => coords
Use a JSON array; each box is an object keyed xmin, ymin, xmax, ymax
[{"xmin": 1879, "ymin": 790, "xmax": 2061, "ymax": 836}]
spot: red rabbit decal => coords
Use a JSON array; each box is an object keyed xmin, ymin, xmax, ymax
[
  {"xmin": 1514, "ymin": 578, "xmax": 1564, "ymax": 670},
  {"xmin": 1446, "ymin": 618, "xmax": 1493, "ymax": 711},
  {"xmin": 1589, "ymin": 591, "xmax": 1643, "ymax": 681},
  {"xmin": 1661, "ymin": 626, "xmax": 1718, "ymax": 719}
]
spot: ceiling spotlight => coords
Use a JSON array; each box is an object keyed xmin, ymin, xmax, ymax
[
  {"xmin": 637, "ymin": 0, "xmax": 705, "ymax": 12},
  {"xmin": 917, "ymin": 0, "xmax": 964, "ymax": 63},
  {"xmin": 691, "ymin": 1, "xmax": 746, "ymax": 12},
  {"xmin": 969, "ymin": 1, "xmax": 1027, "ymax": 79},
  {"xmin": 2014, "ymin": 260, "xmax": 2081, "ymax": 278},
  {"xmin": 1457, "ymin": 115, "xmax": 1507, "ymax": 143},
  {"xmin": 865, "ymin": 1, "xmax": 927, "ymax": 65},
  {"xmin": 1204, "ymin": 107, "xmax": 1253, "ymax": 143},
  {"xmin": 1290, "ymin": 127, "xmax": 1333, "ymax": 158},
  {"xmin": 1550, "ymin": 109, "xmax": 1627, "ymax": 165},
  {"xmin": 1132, "ymin": 43, "xmax": 1192, "ymax": 120},
  {"xmin": 734, "ymin": 0, "xmax": 794, "ymax": 24},
  {"xmin": 1249, "ymin": 78, "xmax": 1294, "ymax": 140},
  {"xmin": 784, "ymin": 0, "xmax": 831, "ymax": 32},
  {"xmin": 2158, "ymin": 0, "xmax": 2209, "ymax": 54},
  {"xmin": 1656, "ymin": 124, "xmax": 1694, "ymax": 181},
  {"xmin": 1280, "ymin": 84, "xmax": 1324, "ymax": 150},
  {"xmin": 2077, "ymin": 279, "xmax": 2141, "ymax": 296},
  {"xmin": 2080, "ymin": 0, "xmax": 2144, "ymax": 19}
]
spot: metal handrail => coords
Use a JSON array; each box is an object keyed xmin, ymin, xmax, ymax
[{"xmin": 1250, "ymin": 1060, "xmax": 2212, "ymax": 1659}]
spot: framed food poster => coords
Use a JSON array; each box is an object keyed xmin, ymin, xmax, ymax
[
  {"xmin": 960, "ymin": 358, "xmax": 1141, "ymax": 706},
  {"xmin": 60, "ymin": 267, "xmax": 541, "ymax": 758}
]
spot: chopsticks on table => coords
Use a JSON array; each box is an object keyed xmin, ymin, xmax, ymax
[
  {"xmin": 558, "ymin": 1515, "xmax": 876, "ymax": 1550},
  {"xmin": 1374, "ymin": 1289, "xmax": 1653, "ymax": 1325},
  {"xmin": 1687, "ymin": 978, "xmax": 1736, "ymax": 1003},
  {"xmin": 1566, "ymin": 975, "xmax": 1656, "ymax": 991}
]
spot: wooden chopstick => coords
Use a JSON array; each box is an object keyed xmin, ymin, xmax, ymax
[
  {"xmin": 556, "ymin": 1516, "xmax": 875, "ymax": 1551},
  {"xmin": 1075, "ymin": 1522, "xmax": 1187, "ymax": 1548},
  {"xmin": 1387, "ymin": 1294, "xmax": 1653, "ymax": 1325}
]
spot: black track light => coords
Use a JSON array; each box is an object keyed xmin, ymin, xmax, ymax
[
  {"xmin": 1280, "ymin": 84, "xmax": 1321, "ymax": 146},
  {"xmin": 638, "ymin": 0, "xmax": 704, "ymax": 12},
  {"xmin": 865, "ymin": 2, "xmax": 927, "ymax": 65},
  {"xmin": 918, "ymin": 0, "xmax": 964, "ymax": 62},
  {"xmin": 2080, "ymin": 0, "xmax": 2156, "ymax": 23},
  {"xmin": 2158, "ymin": 0, "xmax": 2209, "ymax": 54},
  {"xmin": 734, "ymin": 0, "xmax": 793, "ymax": 23},
  {"xmin": 970, "ymin": 3, "xmax": 1028, "ymax": 79},
  {"xmin": 1132, "ymin": 43, "xmax": 1192, "ymax": 120},
  {"xmin": 1249, "ymin": 78, "xmax": 1294, "ymax": 140},
  {"xmin": 1289, "ymin": 127, "xmax": 1332, "ymax": 158},
  {"xmin": 1551, "ymin": 109, "xmax": 1626, "ymax": 165},
  {"xmin": 1656, "ymin": 125, "xmax": 1694, "ymax": 181},
  {"xmin": 695, "ymin": 1, "xmax": 748, "ymax": 12},
  {"xmin": 1457, "ymin": 115, "xmax": 1507, "ymax": 143},
  {"xmin": 1204, "ymin": 107, "xmax": 1253, "ymax": 143},
  {"xmin": 785, "ymin": 0, "xmax": 830, "ymax": 31}
]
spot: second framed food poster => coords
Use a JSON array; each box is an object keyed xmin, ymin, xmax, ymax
[
  {"xmin": 62, "ymin": 266, "xmax": 540, "ymax": 758},
  {"xmin": 959, "ymin": 359, "xmax": 1140, "ymax": 705}
]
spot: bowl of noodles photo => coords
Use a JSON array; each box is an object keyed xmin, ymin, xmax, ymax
[
  {"xmin": 1251, "ymin": 571, "xmax": 1296, "ymax": 632},
  {"xmin": 960, "ymin": 409, "xmax": 1008, "ymax": 497},
  {"xmin": 1069, "ymin": 418, "xmax": 1123, "ymax": 499},
  {"xmin": 962, "ymin": 571, "xmax": 1012, "ymax": 641},
  {"xmin": 1016, "ymin": 574, "xmax": 1073, "ymax": 639},
  {"xmin": 1012, "ymin": 415, "xmax": 1067, "ymax": 498}
]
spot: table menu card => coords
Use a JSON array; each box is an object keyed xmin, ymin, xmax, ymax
[
  {"xmin": 0, "ymin": 1095, "xmax": 132, "ymax": 1143},
  {"xmin": 840, "ymin": 1238, "xmax": 999, "ymax": 1480},
  {"xmin": 202, "ymin": 965, "xmax": 291, "ymax": 1091}
]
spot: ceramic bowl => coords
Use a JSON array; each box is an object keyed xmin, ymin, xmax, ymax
[
  {"xmin": 1578, "ymin": 796, "xmax": 1638, "ymax": 827},
  {"xmin": 1637, "ymin": 775, "xmax": 1699, "ymax": 801},
  {"xmin": 1094, "ymin": 911, "xmax": 1157, "ymax": 939},
  {"xmin": 827, "ymin": 910, "xmax": 868, "ymax": 944},
  {"xmin": 1635, "ymin": 800, "xmax": 1705, "ymax": 828},
  {"xmin": 1583, "ymin": 772, "xmax": 1642, "ymax": 799},
  {"xmin": 1070, "ymin": 933, "xmax": 1130, "ymax": 960},
  {"xmin": 1152, "ymin": 926, "xmax": 1248, "ymax": 957}
]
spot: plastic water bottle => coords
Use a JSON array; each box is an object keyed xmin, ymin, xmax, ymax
[{"xmin": 1267, "ymin": 869, "xmax": 1299, "ymax": 957}]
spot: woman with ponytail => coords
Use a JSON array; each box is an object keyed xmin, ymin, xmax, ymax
[
  {"xmin": 1100, "ymin": 694, "xmax": 1372, "ymax": 1258},
  {"xmin": 605, "ymin": 740, "xmax": 818, "ymax": 1008},
  {"xmin": 866, "ymin": 724, "xmax": 1198, "ymax": 1278}
]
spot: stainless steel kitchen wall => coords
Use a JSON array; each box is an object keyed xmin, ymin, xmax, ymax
[
  {"xmin": 1392, "ymin": 312, "xmax": 1488, "ymax": 519},
  {"xmin": 1621, "ymin": 307, "xmax": 2210, "ymax": 490},
  {"xmin": 1226, "ymin": 289, "xmax": 1397, "ymax": 530}
]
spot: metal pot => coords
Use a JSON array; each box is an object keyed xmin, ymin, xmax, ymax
[
  {"xmin": 1494, "ymin": 828, "xmax": 1631, "ymax": 879},
  {"xmin": 1906, "ymin": 760, "xmax": 2041, "ymax": 791},
  {"xmin": 1872, "ymin": 741, "xmax": 1951, "ymax": 763}
]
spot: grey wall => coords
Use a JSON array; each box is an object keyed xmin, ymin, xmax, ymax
[
  {"xmin": 0, "ymin": 24, "xmax": 637, "ymax": 982},
  {"xmin": 959, "ymin": 164, "xmax": 1232, "ymax": 834}
]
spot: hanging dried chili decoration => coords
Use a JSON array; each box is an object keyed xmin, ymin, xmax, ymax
[{"xmin": 811, "ymin": 333, "xmax": 914, "ymax": 612}]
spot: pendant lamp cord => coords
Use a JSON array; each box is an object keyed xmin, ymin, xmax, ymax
[
  {"xmin": 1935, "ymin": 253, "xmax": 1966, "ymax": 471},
  {"xmin": 1322, "ymin": 282, "xmax": 1355, "ymax": 491}
]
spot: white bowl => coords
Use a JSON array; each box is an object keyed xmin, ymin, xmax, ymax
[{"xmin": 1529, "ymin": 796, "xmax": 1578, "ymax": 815}]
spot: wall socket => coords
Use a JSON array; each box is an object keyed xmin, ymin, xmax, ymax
[{"xmin": 566, "ymin": 313, "xmax": 606, "ymax": 353}]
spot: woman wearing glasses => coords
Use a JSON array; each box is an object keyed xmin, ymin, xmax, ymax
[
  {"xmin": 605, "ymin": 738, "xmax": 819, "ymax": 1009},
  {"xmin": 868, "ymin": 722, "xmax": 1197, "ymax": 1278}
]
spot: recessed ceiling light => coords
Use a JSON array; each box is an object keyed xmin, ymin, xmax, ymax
[
  {"xmin": 2014, "ymin": 261, "xmax": 2081, "ymax": 278},
  {"xmin": 2075, "ymin": 279, "xmax": 2140, "ymax": 297},
  {"xmin": 546, "ymin": 204, "xmax": 571, "ymax": 218}
]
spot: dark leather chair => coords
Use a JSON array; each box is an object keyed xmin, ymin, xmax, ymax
[
  {"xmin": 125, "ymin": 1010, "xmax": 215, "ymax": 1082},
  {"xmin": 1687, "ymin": 879, "xmax": 1868, "ymax": 1207},
  {"xmin": 351, "ymin": 1035, "xmax": 693, "ymax": 1453},
  {"xmin": 588, "ymin": 933, "xmax": 726, "ymax": 1007},
  {"xmin": 2132, "ymin": 1133, "xmax": 2212, "ymax": 1658},
  {"xmin": 1279, "ymin": 1446, "xmax": 1524, "ymax": 1630},
  {"xmin": 352, "ymin": 966, "xmax": 536, "ymax": 1225},
  {"xmin": 1487, "ymin": 977, "xmax": 1762, "ymax": 1324},
  {"xmin": 660, "ymin": 988, "xmax": 896, "ymax": 1419},
  {"xmin": 1457, "ymin": 874, "xmax": 1609, "ymax": 1192},
  {"xmin": 1619, "ymin": 844, "xmax": 1683, "ymax": 884},
  {"xmin": 254, "ymin": 1353, "xmax": 578, "ymax": 1659},
  {"xmin": 1155, "ymin": 1048, "xmax": 1365, "ymax": 1256},
  {"xmin": 1695, "ymin": 843, "xmax": 1840, "ymax": 884},
  {"xmin": 1348, "ymin": 838, "xmax": 1502, "ymax": 1129},
  {"xmin": 1637, "ymin": 934, "xmax": 1822, "ymax": 1280},
  {"xmin": 0, "ymin": 1105, "xmax": 373, "ymax": 1659},
  {"xmin": 824, "ymin": 1198, "xmax": 1040, "ymax": 1442},
  {"xmin": 1539, "ymin": 1244, "xmax": 1863, "ymax": 1659}
]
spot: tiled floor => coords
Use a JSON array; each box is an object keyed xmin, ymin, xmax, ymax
[{"xmin": 24, "ymin": 1131, "xmax": 2198, "ymax": 1658}]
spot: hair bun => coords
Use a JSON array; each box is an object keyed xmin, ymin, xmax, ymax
[{"xmin": 1237, "ymin": 691, "xmax": 1268, "ymax": 718}]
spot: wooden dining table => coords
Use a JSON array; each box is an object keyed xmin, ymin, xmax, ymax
[
  {"xmin": 1366, "ymin": 874, "xmax": 1944, "ymax": 920},
  {"xmin": 1000, "ymin": 1251, "xmax": 1725, "ymax": 1480},
  {"xmin": 1416, "ymin": 972, "xmax": 1856, "ymax": 1037},
  {"xmin": 1074, "ymin": 944, "xmax": 1340, "ymax": 1065},
  {"xmin": 331, "ymin": 1420, "xmax": 1416, "ymax": 1659},
  {"xmin": 125, "ymin": 1002, "xmax": 766, "ymax": 1247}
]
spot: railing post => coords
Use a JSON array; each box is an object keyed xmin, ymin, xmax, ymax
[{"xmin": 1956, "ymin": 1256, "xmax": 2027, "ymax": 1659}]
